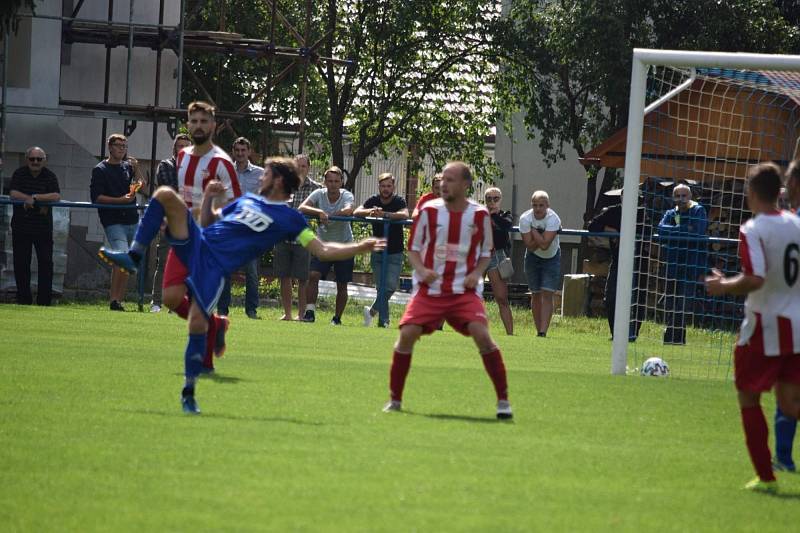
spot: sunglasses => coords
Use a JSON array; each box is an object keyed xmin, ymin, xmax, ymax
[
  {"xmin": 28, "ymin": 157, "xmax": 44, "ymax": 162},
  {"xmin": 485, "ymin": 196, "xmax": 501, "ymax": 202}
]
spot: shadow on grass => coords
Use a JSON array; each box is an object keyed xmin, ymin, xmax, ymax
[
  {"xmin": 752, "ymin": 490, "xmax": 800, "ymax": 501},
  {"xmin": 171, "ymin": 372, "xmax": 245, "ymax": 384},
  {"xmin": 115, "ymin": 408, "xmax": 324, "ymax": 426},
  {"xmin": 404, "ymin": 410, "xmax": 513, "ymax": 424}
]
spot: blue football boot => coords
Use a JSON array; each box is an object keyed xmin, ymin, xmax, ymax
[{"xmin": 98, "ymin": 247, "xmax": 140, "ymax": 274}]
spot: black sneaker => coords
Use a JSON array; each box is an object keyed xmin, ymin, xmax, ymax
[
  {"xmin": 110, "ymin": 300, "xmax": 125, "ymax": 311},
  {"xmin": 537, "ymin": 331, "xmax": 546, "ymax": 338},
  {"xmin": 303, "ymin": 309, "xmax": 315, "ymax": 322},
  {"xmin": 331, "ymin": 316, "xmax": 342, "ymax": 326}
]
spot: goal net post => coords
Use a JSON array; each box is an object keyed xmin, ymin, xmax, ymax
[{"xmin": 612, "ymin": 49, "xmax": 800, "ymax": 378}]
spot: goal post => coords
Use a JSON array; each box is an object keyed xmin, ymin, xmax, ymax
[{"xmin": 612, "ymin": 49, "xmax": 800, "ymax": 377}]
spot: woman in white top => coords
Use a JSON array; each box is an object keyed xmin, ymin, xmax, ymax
[{"xmin": 519, "ymin": 190, "xmax": 561, "ymax": 337}]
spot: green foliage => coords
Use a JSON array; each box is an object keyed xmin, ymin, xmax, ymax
[
  {"xmin": 3, "ymin": 303, "xmax": 800, "ymax": 530},
  {"xmin": 183, "ymin": 1, "xmax": 502, "ymax": 189},
  {"xmin": 0, "ymin": 0, "xmax": 36, "ymax": 36}
]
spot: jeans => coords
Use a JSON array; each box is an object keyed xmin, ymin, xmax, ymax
[
  {"xmin": 104, "ymin": 223, "xmax": 137, "ymax": 252},
  {"xmin": 12, "ymin": 230, "xmax": 54, "ymax": 305},
  {"xmin": 217, "ymin": 258, "xmax": 259, "ymax": 316},
  {"xmin": 150, "ymin": 233, "xmax": 169, "ymax": 306},
  {"xmin": 370, "ymin": 252, "xmax": 403, "ymax": 325}
]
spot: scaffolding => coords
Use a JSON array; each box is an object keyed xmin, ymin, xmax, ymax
[
  {"xmin": 0, "ymin": 0, "xmax": 349, "ymax": 309},
  {"xmin": 0, "ymin": 0, "xmax": 350, "ymax": 184}
]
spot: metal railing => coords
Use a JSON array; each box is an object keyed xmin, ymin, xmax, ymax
[{"xmin": 0, "ymin": 197, "xmax": 739, "ymax": 312}]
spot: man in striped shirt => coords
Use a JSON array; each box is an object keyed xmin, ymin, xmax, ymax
[
  {"xmin": 382, "ymin": 162, "xmax": 512, "ymax": 419},
  {"xmin": 160, "ymin": 101, "xmax": 241, "ymax": 373},
  {"xmin": 706, "ymin": 162, "xmax": 800, "ymax": 493}
]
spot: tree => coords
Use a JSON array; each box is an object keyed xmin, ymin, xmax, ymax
[
  {"xmin": 494, "ymin": 0, "xmax": 799, "ymax": 225},
  {"xmin": 183, "ymin": 0, "xmax": 502, "ymax": 191}
]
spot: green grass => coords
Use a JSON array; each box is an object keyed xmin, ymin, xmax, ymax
[{"xmin": 1, "ymin": 302, "xmax": 799, "ymax": 532}]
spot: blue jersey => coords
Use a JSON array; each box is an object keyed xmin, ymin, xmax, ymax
[{"xmin": 203, "ymin": 193, "xmax": 311, "ymax": 274}]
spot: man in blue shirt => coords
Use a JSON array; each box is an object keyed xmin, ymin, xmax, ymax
[
  {"xmin": 216, "ymin": 137, "xmax": 265, "ymax": 318},
  {"xmin": 99, "ymin": 157, "xmax": 384, "ymax": 414},
  {"xmin": 657, "ymin": 183, "xmax": 708, "ymax": 345}
]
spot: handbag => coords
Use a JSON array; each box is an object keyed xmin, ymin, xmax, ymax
[{"xmin": 497, "ymin": 256, "xmax": 514, "ymax": 280}]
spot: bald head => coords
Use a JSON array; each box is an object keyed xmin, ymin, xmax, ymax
[
  {"xmin": 673, "ymin": 184, "xmax": 692, "ymax": 211},
  {"xmin": 443, "ymin": 161, "xmax": 472, "ymax": 184}
]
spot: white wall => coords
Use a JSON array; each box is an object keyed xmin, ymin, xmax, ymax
[{"xmin": 494, "ymin": 114, "xmax": 589, "ymax": 237}]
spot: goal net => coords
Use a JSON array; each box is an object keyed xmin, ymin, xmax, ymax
[{"xmin": 613, "ymin": 50, "xmax": 800, "ymax": 380}]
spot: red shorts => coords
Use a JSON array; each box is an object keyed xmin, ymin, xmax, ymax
[
  {"xmin": 162, "ymin": 248, "xmax": 189, "ymax": 289},
  {"xmin": 399, "ymin": 291, "xmax": 488, "ymax": 336},
  {"xmin": 734, "ymin": 344, "xmax": 800, "ymax": 392}
]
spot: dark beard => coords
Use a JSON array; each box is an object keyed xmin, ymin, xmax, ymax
[
  {"xmin": 259, "ymin": 182, "xmax": 273, "ymax": 197},
  {"xmin": 192, "ymin": 130, "xmax": 210, "ymax": 145}
]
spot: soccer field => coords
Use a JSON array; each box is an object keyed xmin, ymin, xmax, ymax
[{"xmin": 1, "ymin": 303, "xmax": 799, "ymax": 532}]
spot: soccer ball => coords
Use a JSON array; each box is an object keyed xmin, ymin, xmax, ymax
[{"xmin": 641, "ymin": 357, "xmax": 670, "ymax": 377}]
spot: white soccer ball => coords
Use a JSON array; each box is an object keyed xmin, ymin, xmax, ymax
[{"xmin": 641, "ymin": 357, "xmax": 670, "ymax": 377}]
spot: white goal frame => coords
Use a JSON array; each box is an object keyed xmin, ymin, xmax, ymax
[{"xmin": 612, "ymin": 49, "xmax": 800, "ymax": 375}]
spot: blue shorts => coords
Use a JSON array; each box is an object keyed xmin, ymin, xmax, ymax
[
  {"xmin": 104, "ymin": 223, "xmax": 137, "ymax": 252},
  {"xmin": 524, "ymin": 249, "xmax": 561, "ymax": 292},
  {"xmin": 166, "ymin": 210, "xmax": 226, "ymax": 319},
  {"xmin": 310, "ymin": 256, "xmax": 354, "ymax": 283},
  {"xmin": 487, "ymin": 249, "xmax": 508, "ymax": 272}
]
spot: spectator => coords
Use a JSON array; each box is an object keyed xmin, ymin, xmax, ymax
[
  {"xmin": 587, "ymin": 188, "xmax": 646, "ymax": 340},
  {"xmin": 299, "ymin": 166, "xmax": 355, "ymax": 325},
  {"xmin": 354, "ymin": 172, "xmax": 409, "ymax": 327},
  {"xmin": 149, "ymin": 133, "xmax": 191, "ymax": 313},
  {"xmin": 483, "ymin": 186, "xmax": 514, "ymax": 335},
  {"xmin": 216, "ymin": 136, "xmax": 265, "ymax": 319},
  {"xmin": 658, "ymin": 183, "xmax": 708, "ymax": 345},
  {"xmin": 90, "ymin": 133, "xmax": 147, "ymax": 311},
  {"xmin": 274, "ymin": 154, "xmax": 321, "ymax": 320},
  {"xmin": 9, "ymin": 146, "xmax": 61, "ymax": 305},
  {"xmin": 519, "ymin": 190, "xmax": 561, "ymax": 337},
  {"xmin": 412, "ymin": 172, "xmax": 442, "ymax": 218}
]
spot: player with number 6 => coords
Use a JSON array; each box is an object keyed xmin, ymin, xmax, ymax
[{"xmin": 705, "ymin": 162, "xmax": 800, "ymax": 493}]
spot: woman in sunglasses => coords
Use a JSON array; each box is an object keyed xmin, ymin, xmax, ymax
[{"xmin": 484, "ymin": 187, "xmax": 514, "ymax": 335}]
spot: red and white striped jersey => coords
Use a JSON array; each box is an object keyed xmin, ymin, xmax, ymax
[
  {"xmin": 408, "ymin": 198, "xmax": 493, "ymax": 297},
  {"xmin": 176, "ymin": 145, "xmax": 242, "ymax": 208},
  {"xmin": 737, "ymin": 210, "xmax": 800, "ymax": 356}
]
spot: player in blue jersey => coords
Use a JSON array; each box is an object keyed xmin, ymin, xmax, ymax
[{"xmin": 99, "ymin": 157, "xmax": 385, "ymax": 413}]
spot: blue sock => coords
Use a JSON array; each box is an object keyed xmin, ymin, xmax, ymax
[
  {"xmin": 184, "ymin": 333, "xmax": 206, "ymax": 381},
  {"xmin": 775, "ymin": 406, "xmax": 797, "ymax": 466},
  {"xmin": 130, "ymin": 197, "xmax": 165, "ymax": 257}
]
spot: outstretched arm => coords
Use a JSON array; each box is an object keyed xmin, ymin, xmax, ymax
[
  {"xmin": 305, "ymin": 236, "xmax": 386, "ymax": 262},
  {"xmin": 705, "ymin": 268, "xmax": 764, "ymax": 296}
]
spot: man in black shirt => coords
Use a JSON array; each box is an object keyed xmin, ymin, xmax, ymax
[
  {"xmin": 587, "ymin": 189, "xmax": 645, "ymax": 340},
  {"xmin": 90, "ymin": 133, "xmax": 146, "ymax": 311},
  {"xmin": 354, "ymin": 172, "xmax": 409, "ymax": 327},
  {"xmin": 9, "ymin": 147, "xmax": 61, "ymax": 305}
]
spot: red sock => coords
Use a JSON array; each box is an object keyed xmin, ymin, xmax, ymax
[
  {"xmin": 389, "ymin": 351, "xmax": 412, "ymax": 402},
  {"xmin": 481, "ymin": 349, "xmax": 508, "ymax": 401},
  {"xmin": 174, "ymin": 296, "xmax": 190, "ymax": 320},
  {"xmin": 740, "ymin": 406, "xmax": 775, "ymax": 482},
  {"xmin": 202, "ymin": 315, "xmax": 218, "ymax": 370}
]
